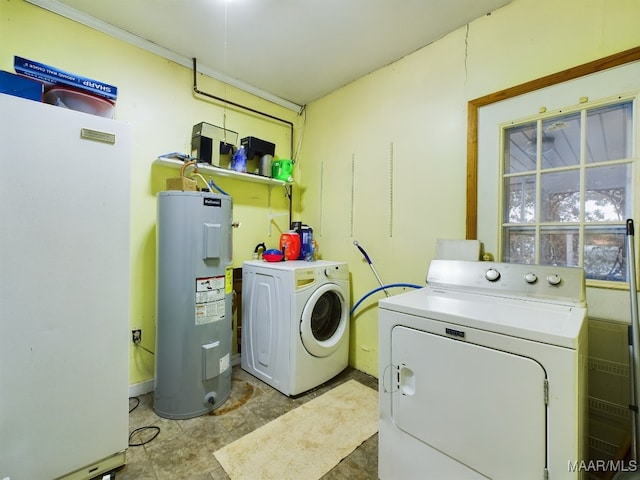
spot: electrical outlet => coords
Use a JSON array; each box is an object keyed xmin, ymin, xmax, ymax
[{"xmin": 132, "ymin": 329, "xmax": 142, "ymax": 344}]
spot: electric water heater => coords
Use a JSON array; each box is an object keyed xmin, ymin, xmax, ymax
[{"xmin": 154, "ymin": 191, "xmax": 233, "ymax": 419}]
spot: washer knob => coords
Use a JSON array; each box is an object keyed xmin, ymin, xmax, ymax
[
  {"xmin": 524, "ymin": 272, "xmax": 538, "ymax": 284},
  {"xmin": 547, "ymin": 274, "xmax": 562, "ymax": 286},
  {"xmin": 485, "ymin": 268, "xmax": 501, "ymax": 282}
]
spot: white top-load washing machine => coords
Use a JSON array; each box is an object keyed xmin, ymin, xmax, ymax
[
  {"xmin": 378, "ymin": 260, "xmax": 588, "ymax": 480},
  {"xmin": 241, "ymin": 260, "xmax": 350, "ymax": 396}
]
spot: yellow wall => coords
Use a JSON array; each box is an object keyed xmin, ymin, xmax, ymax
[
  {"xmin": 0, "ymin": 0, "xmax": 300, "ymax": 386},
  {"xmin": 298, "ymin": 0, "xmax": 640, "ymax": 375},
  {"xmin": 2, "ymin": 0, "xmax": 639, "ymax": 383}
]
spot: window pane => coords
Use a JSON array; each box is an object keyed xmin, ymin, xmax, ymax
[
  {"xmin": 540, "ymin": 227, "xmax": 579, "ymax": 267},
  {"xmin": 541, "ymin": 113, "xmax": 581, "ymax": 169},
  {"xmin": 504, "ymin": 175, "xmax": 536, "ymax": 223},
  {"xmin": 500, "ymin": 97, "xmax": 634, "ymax": 284},
  {"xmin": 585, "ymin": 164, "xmax": 631, "ymax": 222},
  {"xmin": 504, "ymin": 122, "xmax": 536, "ymax": 173},
  {"xmin": 584, "ymin": 226, "xmax": 626, "ymax": 281},
  {"xmin": 586, "ymin": 101, "xmax": 632, "ymax": 163},
  {"xmin": 503, "ymin": 228, "xmax": 535, "ymax": 264},
  {"xmin": 541, "ymin": 170, "xmax": 580, "ymax": 222}
]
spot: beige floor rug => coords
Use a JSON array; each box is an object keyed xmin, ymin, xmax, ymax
[{"xmin": 214, "ymin": 379, "xmax": 378, "ymax": 480}]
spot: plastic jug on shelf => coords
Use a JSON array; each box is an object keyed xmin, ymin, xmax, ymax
[
  {"xmin": 271, "ymin": 159, "xmax": 293, "ymax": 182},
  {"xmin": 279, "ymin": 231, "xmax": 301, "ymax": 260}
]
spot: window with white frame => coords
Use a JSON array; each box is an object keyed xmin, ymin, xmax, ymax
[{"xmin": 501, "ymin": 97, "xmax": 635, "ymax": 283}]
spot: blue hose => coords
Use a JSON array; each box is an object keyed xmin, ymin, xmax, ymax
[
  {"xmin": 208, "ymin": 177, "xmax": 229, "ymax": 196},
  {"xmin": 354, "ymin": 241, "xmax": 373, "ymax": 264},
  {"xmin": 350, "ymin": 283, "xmax": 422, "ymax": 317}
]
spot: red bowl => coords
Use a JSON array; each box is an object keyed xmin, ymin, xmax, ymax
[{"xmin": 263, "ymin": 252, "xmax": 284, "ymax": 262}]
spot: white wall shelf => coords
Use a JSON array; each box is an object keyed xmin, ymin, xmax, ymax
[{"xmin": 154, "ymin": 157, "xmax": 290, "ymax": 187}]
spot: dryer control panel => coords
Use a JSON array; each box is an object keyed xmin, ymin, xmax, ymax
[{"xmin": 426, "ymin": 260, "xmax": 586, "ymax": 306}]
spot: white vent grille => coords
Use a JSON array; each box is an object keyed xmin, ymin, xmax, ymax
[
  {"xmin": 589, "ymin": 357, "xmax": 628, "ymax": 378},
  {"xmin": 589, "ymin": 396, "xmax": 630, "ymax": 420}
]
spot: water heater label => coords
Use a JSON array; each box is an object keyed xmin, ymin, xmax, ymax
[
  {"xmin": 225, "ymin": 266, "xmax": 233, "ymax": 294},
  {"xmin": 203, "ymin": 197, "xmax": 222, "ymax": 207},
  {"xmin": 195, "ymin": 276, "xmax": 226, "ymax": 325},
  {"xmin": 220, "ymin": 352, "xmax": 230, "ymax": 373}
]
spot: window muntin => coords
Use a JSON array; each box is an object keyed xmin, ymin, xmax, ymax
[{"xmin": 501, "ymin": 98, "xmax": 634, "ymax": 283}]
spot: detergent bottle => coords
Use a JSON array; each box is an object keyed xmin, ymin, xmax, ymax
[
  {"xmin": 279, "ymin": 231, "xmax": 301, "ymax": 261},
  {"xmin": 300, "ymin": 225, "xmax": 314, "ymax": 261},
  {"xmin": 230, "ymin": 145, "xmax": 247, "ymax": 173}
]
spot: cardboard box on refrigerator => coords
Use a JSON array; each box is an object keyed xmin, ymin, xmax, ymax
[{"xmin": 14, "ymin": 56, "xmax": 117, "ymax": 101}]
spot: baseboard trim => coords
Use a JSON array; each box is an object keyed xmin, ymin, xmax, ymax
[{"xmin": 128, "ymin": 379, "xmax": 154, "ymax": 397}]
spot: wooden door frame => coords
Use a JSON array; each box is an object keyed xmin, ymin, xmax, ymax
[{"xmin": 466, "ymin": 45, "xmax": 640, "ymax": 240}]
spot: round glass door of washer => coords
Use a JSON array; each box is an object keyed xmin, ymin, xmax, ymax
[{"xmin": 300, "ymin": 284, "xmax": 348, "ymax": 357}]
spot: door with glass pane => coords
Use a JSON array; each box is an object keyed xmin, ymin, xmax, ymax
[{"xmin": 502, "ymin": 100, "xmax": 633, "ymax": 283}]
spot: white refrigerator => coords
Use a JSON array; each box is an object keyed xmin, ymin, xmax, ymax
[{"xmin": 0, "ymin": 93, "xmax": 130, "ymax": 479}]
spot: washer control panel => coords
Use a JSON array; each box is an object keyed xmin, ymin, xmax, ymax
[
  {"xmin": 322, "ymin": 263, "xmax": 349, "ymax": 280},
  {"xmin": 427, "ymin": 260, "xmax": 586, "ymax": 304},
  {"xmin": 293, "ymin": 261, "xmax": 349, "ymax": 285}
]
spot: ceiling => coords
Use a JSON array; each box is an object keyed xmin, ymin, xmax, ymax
[{"xmin": 28, "ymin": 0, "xmax": 514, "ymax": 109}]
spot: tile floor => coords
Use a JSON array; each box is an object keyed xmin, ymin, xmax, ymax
[{"xmin": 114, "ymin": 365, "xmax": 379, "ymax": 479}]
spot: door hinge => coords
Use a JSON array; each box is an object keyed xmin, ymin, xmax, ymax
[
  {"xmin": 544, "ymin": 379, "xmax": 549, "ymax": 405},
  {"xmin": 544, "ymin": 467, "xmax": 549, "ymax": 480}
]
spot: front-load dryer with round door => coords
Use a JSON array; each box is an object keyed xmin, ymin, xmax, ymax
[{"xmin": 241, "ymin": 260, "xmax": 350, "ymax": 396}]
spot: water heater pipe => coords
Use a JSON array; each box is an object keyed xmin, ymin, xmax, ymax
[
  {"xmin": 192, "ymin": 57, "xmax": 295, "ymax": 226},
  {"xmin": 192, "ymin": 58, "xmax": 295, "ymax": 160}
]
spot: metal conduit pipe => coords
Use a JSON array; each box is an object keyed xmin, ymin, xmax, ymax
[
  {"xmin": 191, "ymin": 57, "xmax": 295, "ymax": 224},
  {"xmin": 192, "ymin": 58, "xmax": 295, "ymax": 159}
]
